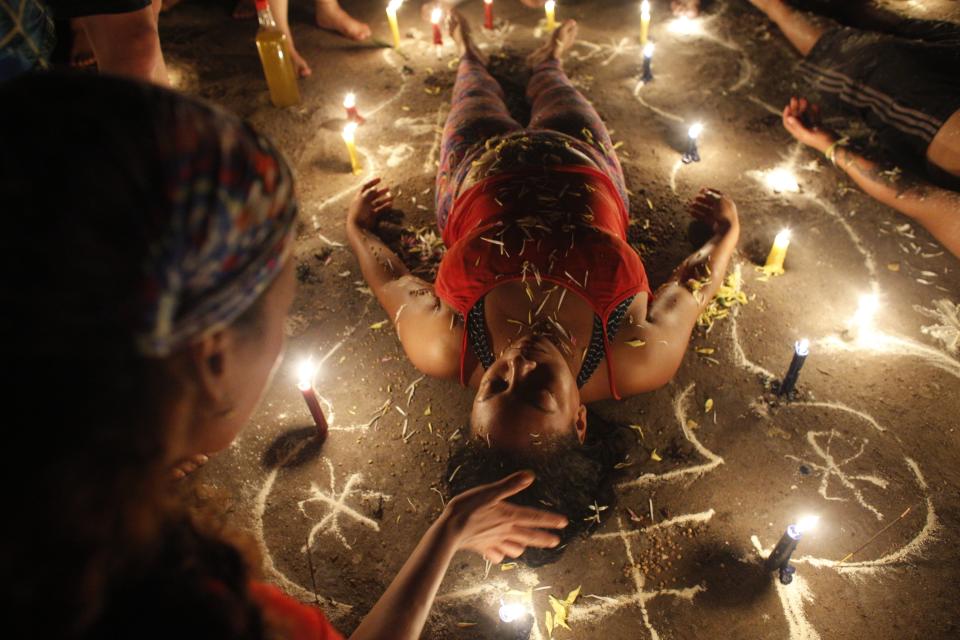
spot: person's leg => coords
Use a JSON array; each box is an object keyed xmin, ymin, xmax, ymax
[
  {"xmin": 436, "ymin": 13, "xmax": 522, "ymax": 231},
  {"xmin": 315, "ymin": 0, "xmax": 371, "ymax": 41},
  {"xmin": 748, "ymin": 0, "xmax": 824, "ymax": 56},
  {"xmin": 77, "ymin": 0, "xmax": 168, "ymax": 84},
  {"xmin": 928, "ymin": 110, "xmax": 960, "ymax": 179},
  {"xmin": 267, "ymin": 0, "xmax": 311, "ymax": 76},
  {"xmin": 525, "ymin": 20, "xmax": 626, "ymax": 201}
]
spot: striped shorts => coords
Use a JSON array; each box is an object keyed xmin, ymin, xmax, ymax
[{"xmin": 799, "ymin": 26, "xmax": 960, "ymax": 159}]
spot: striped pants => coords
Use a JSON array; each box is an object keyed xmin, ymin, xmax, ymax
[
  {"xmin": 436, "ymin": 57, "xmax": 626, "ymax": 231},
  {"xmin": 799, "ymin": 25, "xmax": 960, "ymax": 159}
]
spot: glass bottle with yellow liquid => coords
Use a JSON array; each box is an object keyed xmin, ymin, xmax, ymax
[{"xmin": 254, "ymin": 0, "xmax": 300, "ymax": 108}]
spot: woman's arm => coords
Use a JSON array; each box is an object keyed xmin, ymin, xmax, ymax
[
  {"xmin": 345, "ymin": 180, "xmax": 463, "ymax": 379},
  {"xmin": 349, "ymin": 471, "xmax": 567, "ymax": 640},
  {"xmin": 612, "ymin": 189, "xmax": 740, "ymax": 396},
  {"xmin": 782, "ymin": 96, "xmax": 960, "ymax": 258}
]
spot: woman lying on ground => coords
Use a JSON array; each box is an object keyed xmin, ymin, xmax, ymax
[
  {"xmin": 346, "ymin": 14, "xmax": 739, "ymax": 559},
  {"xmin": 747, "ymin": 0, "xmax": 960, "ymax": 258},
  {"xmin": 0, "ymin": 73, "xmax": 567, "ymax": 640}
]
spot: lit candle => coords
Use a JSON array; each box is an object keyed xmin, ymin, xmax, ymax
[
  {"xmin": 640, "ymin": 0, "xmax": 651, "ymax": 47},
  {"xmin": 763, "ymin": 229, "xmax": 791, "ymax": 275},
  {"xmin": 343, "ymin": 92, "xmax": 365, "ymax": 124},
  {"xmin": 484, "ymin": 0, "xmax": 494, "ymax": 30},
  {"xmin": 498, "ymin": 590, "xmax": 531, "ymax": 623},
  {"xmin": 297, "ymin": 358, "xmax": 329, "ymax": 440},
  {"xmin": 766, "ymin": 515, "xmax": 818, "ymax": 585},
  {"xmin": 342, "ymin": 122, "xmax": 361, "ymax": 175},
  {"xmin": 431, "ymin": 6, "xmax": 443, "ymax": 58},
  {"xmin": 544, "ymin": 0, "xmax": 556, "ymax": 32},
  {"xmin": 847, "ymin": 293, "xmax": 879, "ymax": 342},
  {"xmin": 682, "ymin": 122, "xmax": 703, "ymax": 164},
  {"xmin": 778, "ymin": 338, "xmax": 809, "ymax": 396},
  {"xmin": 765, "ymin": 167, "xmax": 799, "ymax": 193},
  {"xmin": 641, "ymin": 42, "xmax": 654, "ymax": 83},
  {"xmin": 386, "ymin": 0, "xmax": 403, "ymax": 48}
]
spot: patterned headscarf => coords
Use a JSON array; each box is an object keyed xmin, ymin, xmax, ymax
[{"xmin": 136, "ymin": 92, "xmax": 298, "ymax": 357}]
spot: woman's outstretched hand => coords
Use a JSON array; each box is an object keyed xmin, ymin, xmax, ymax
[
  {"xmin": 782, "ymin": 96, "xmax": 836, "ymax": 153},
  {"xmin": 689, "ymin": 187, "xmax": 739, "ymax": 235},
  {"xmin": 347, "ymin": 178, "xmax": 392, "ymax": 230},
  {"xmin": 441, "ymin": 471, "xmax": 568, "ymax": 563}
]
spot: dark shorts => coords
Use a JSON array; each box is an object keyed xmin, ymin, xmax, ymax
[
  {"xmin": 799, "ymin": 26, "xmax": 960, "ymax": 159},
  {"xmin": 46, "ymin": 0, "xmax": 152, "ymax": 19}
]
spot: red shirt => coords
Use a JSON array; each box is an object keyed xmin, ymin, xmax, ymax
[
  {"xmin": 435, "ymin": 165, "xmax": 652, "ymax": 399},
  {"xmin": 249, "ymin": 582, "xmax": 345, "ymax": 640}
]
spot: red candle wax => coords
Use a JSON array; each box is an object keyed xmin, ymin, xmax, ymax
[
  {"xmin": 299, "ymin": 385, "xmax": 329, "ymax": 440},
  {"xmin": 433, "ymin": 22, "xmax": 442, "ymax": 45},
  {"xmin": 484, "ymin": 0, "xmax": 494, "ymax": 29}
]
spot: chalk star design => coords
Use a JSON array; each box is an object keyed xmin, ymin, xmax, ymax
[
  {"xmin": 570, "ymin": 516, "xmax": 705, "ymax": 640},
  {"xmin": 787, "ymin": 430, "xmax": 889, "ymax": 521},
  {"xmin": 299, "ymin": 459, "xmax": 392, "ymax": 551}
]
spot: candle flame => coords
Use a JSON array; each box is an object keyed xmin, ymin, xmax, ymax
[
  {"xmin": 688, "ymin": 122, "xmax": 703, "ymax": 139},
  {"xmin": 485, "ymin": 0, "xmax": 492, "ymax": 4},
  {"xmin": 643, "ymin": 42, "xmax": 655, "ymax": 58},
  {"xmin": 343, "ymin": 92, "xmax": 356, "ymax": 109},
  {"xmin": 640, "ymin": 0, "xmax": 650, "ymax": 16},
  {"xmin": 386, "ymin": 0, "xmax": 403, "ymax": 12},
  {"xmin": 795, "ymin": 515, "xmax": 819, "ymax": 534},
  {"xmin": 498, "ymin": 602, "xmax": 527, "ymax": 623},
  {"xmin": 795, "ymin": 338, "xmax": 810, "ymax": 357},
  {"xmin": 774, "ymin": 228, "xmax": 791, "ymax": 247},
  {"xmin": 297, "ymin": 358, "xmax": 317, "ymax": 391},
  {"xmin": 430, "ymin": 6, "xmax": 442, "ymax": 23},
  {"xmin": 765, "ymin": 168, "xmax": 800, "ymax": 193},
  {"xmin": 847, "ymin": 293, "xmax": 882, "ymax": 347},
  {"xmin": 342, "ymin": 121, "xmax": 358, "ymax": 143},
  {"xmin": 545, "ymin": 0, "xmax": 555, "ymax": 11}
]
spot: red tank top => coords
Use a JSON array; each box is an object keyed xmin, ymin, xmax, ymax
[{"xmin": 435, "ymin": 165, "xmax": 652, "ymax": 399}]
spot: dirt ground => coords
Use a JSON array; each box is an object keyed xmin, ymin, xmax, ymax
[{"xmin": 163, "ymin": 1, "xmax": 960, "ymax": 638}]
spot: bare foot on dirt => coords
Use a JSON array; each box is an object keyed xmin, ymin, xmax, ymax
[
  {"xmin": 671, "ymin": 0, "xmax": 700, "ymax": 18},
  {"xmin": 448, "ymin": 10, "xmax": 486, "ymax": 64},
  {"xmin": 171, "ymin": 454, "xmax": 209, "ymax": 481},
  {"xmin": 289, "ymin": 44, "xmax": 312, "ymax": 77},
  {"xmin": 526, "ymin": 18, "xmax": 577, "ymax": 68},
  {"xmin": 315, "ymin": 0, "xmax": 371, "ymax": 40},
  {"xmin": 233, "ymin": 0, "xmax": 255, "ymax": 19},
  {"xmin": 69, "ymin": 20, "xmax": 96, "ymax": 68}
]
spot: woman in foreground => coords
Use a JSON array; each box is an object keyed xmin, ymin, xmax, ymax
[{"xmin": 0, "ymin": 73, "xmax": 566, "ymax": 639}]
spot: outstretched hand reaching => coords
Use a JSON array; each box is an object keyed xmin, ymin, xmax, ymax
[
  {"xmin": 782, "ymin": 96, "xmax": 837, "ymax": 153},
  {"xmin": 347, "ymin": 177, "xmax": 393, "ymax": 230},
  {"xmin": 443, "ymin": 471, "xmax": 568, "ymax": 563}
]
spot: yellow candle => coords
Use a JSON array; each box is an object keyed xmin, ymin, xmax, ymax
[
  {"xmin": 640, "ymin": 0, "xmax": 651, "ymax": 47},
  {"xmin": 763, "ymin": 229, "xmax": 791, "ymax": 275},
  {"xmin": 544, "ymin": 0, "xmax": 556, "ymax": 32},
  {"xmin": 386, "ymin": 0, "xmax": 402, "ymax": 48},
  {"xmin": 342, "ymin": 122, "xmax": 361, "ymax": 174}
]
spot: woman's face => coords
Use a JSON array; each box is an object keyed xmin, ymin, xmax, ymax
[
  {"xmin": 470, "ymin": 334, "xmax": 587, "ymax": 450},
  {"xmin": 182, "ymin": 260, "xmax": 297, "ymax": 455}
]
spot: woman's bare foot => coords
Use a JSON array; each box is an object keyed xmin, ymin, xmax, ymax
[
  {"xmin": 315, "ymin": 0, "xmax": 371, "ymax": 40},
  {"xmin": 171, "ymin": 454, "xmax": 209, "ymax": 481},
  {"xmin": 232, "ymin": 0, "xmax": 255, "ymax": 19},
  {"xmin": 526, "ymin": 18, "xmax": 577, "ymax": 68},
  {"xmin": 448, "ymin": 10, "xmax": 486, "ymax": 64}
]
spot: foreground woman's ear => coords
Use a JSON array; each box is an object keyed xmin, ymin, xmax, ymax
[
  {"xmin": 576, "ymin": 404, "xmax": 588, "ymax": 443},
  {"xmin": 189, "ymin": 329, "xmax": 236, "ymax": 416}
]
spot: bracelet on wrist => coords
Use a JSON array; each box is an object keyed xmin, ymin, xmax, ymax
[{"xmin": 824, "ymin": 136, "xmax": 850, "ymax": 166}]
